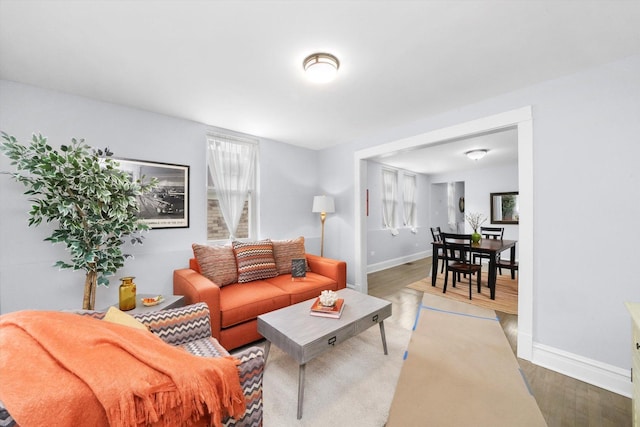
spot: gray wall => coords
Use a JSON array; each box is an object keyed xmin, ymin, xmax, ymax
[
  {"xmin": 317, "ymin": 54, "xmax": 640, "ymax": 379},
  {"xmin": 1, "ymin": 52, "xmax": 639, "ymax": 394},
  {"xmin": 0, "ymin": 80, "xmax": 322, "ymax": 312},
  {"xmin": 431, "ymin": 164, "xmax": 519, "ymax": 246},
  {"xmin": 430, "ymin": 181, "xmax": 465, "ymax": 234},
  {"xmin": 365, "ymin": 160, "xmax": 431, "ymax": 271}
]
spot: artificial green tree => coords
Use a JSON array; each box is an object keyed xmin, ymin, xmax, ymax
[{"xmin": 0, "ymin": 132, "xmax": 157, "ymax": 309}]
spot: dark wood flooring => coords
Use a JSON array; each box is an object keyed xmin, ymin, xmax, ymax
[{"xmin": 368, "ymin": 258, "xmax": 632, "ymax": 427}]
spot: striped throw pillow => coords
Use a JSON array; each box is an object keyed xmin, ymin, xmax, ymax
[{"xmin": 232, "ymin": 240, "xmax": 278, "ymax": 283}]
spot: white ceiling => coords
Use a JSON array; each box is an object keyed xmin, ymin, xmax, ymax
[
  {"xmin": 371, "ymin": 126, "xmax": 519, "ymax": 175},
  {"xmin": 1, "ymin": 0, "xmax": 640, "ymax": 158}
]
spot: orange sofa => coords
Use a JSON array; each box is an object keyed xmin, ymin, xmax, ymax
[{"xmin": 174, "ymin": 242, "xmax": 347, "ymax": 351}]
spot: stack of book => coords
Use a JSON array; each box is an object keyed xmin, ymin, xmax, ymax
[{"xmin": 309, "ymin": 298, "xmax": 345, "ymax": 319}]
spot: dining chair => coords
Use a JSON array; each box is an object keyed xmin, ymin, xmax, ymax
[
  {"xmin": 472, "ymin": 226, "xmax": 504, "ymax": 271},
  {"xmin": 441, "ymin": 233, "xmax": 482, "ymax": 300},
  {"xmin": 497, "ymin": 257, "xmax": 519, "ymax": 280},
  {"xmin": 430, "ymin": 226, "xmax": 446, "ymax": 274}
]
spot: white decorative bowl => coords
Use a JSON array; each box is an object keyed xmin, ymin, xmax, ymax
[{"xmin": 319, "ymin": 290, "xmax": 338, "ymax": 307}]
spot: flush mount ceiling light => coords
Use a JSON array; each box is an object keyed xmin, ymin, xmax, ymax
[
  {"xmin": 303, "ymin": 52, "xmax": 340, "ymax": 84},
  {"xmin": 465, "ymin": 149, "xmax": 488, "ymax": 161}
]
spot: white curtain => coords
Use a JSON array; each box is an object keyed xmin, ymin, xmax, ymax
[
  {"xmin": 382, "ymin": 169, "xmax": 399, "ymax": 235},
  {"xmin": 447, "ymin": 182, "xmax": 456, "ymax": 230},
  {"xmin": 402, "ymin": 174, "xmax": 417, "ymax": 233},
  {"xmin": 493, "ymin": 195, "xmax": 503, "ymax": 221},
  {"xmin": 207, "ymin": 135, "xmax": 257, "ymax": 239}
]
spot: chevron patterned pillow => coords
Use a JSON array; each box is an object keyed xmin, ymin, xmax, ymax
[{"xmin": 232, "ymin": 240, "xmax": 278, "ymax": 283}]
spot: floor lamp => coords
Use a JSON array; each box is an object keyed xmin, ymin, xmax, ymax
[{"xmin": 312, "ymin": 195, "xmax": 335, "ymax": 257}]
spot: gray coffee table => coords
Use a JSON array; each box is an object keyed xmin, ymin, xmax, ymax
[{"xmin": 257, "ymin": 288, "xmax": 392, "ymax": 419}]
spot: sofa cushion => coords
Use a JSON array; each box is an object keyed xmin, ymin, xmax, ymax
[
  {"xmin": 232, "ymin": 240, "xmax": 278, "ymax": 283},
  {"xmin": 192, "ymin": 243, "xmax": 238, "ymax": 287},
  {"xmin": 265, "ymin": 273, "xmax": 339, "ymax": 304},
  {"xmin": 219, "ymin": 281, "xmax": 290, "ymax": 328},
  {"xmin": 220, "ymin": 320, "xmax": 264, "ymax": 352},
  {"xmin": 272, "ymin": 236, "xmax": 309, "ymax": 275}
]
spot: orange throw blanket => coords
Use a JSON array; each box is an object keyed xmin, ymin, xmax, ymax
[{"xmin": 0, "ymin": 310, "xmax": 246, "ymax": 427}]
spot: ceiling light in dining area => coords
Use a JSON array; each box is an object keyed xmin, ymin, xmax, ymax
[
  {"xmin": 303, "ymin": 52, "xmax": 340, "ymax": 84},
  {"xmin": 465, "ymin": 149, "xmax": 488, "ymax": 161}
]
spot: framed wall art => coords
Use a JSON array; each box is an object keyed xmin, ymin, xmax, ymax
[
  {"xmin": 291, "ymin": 258, "xmax": 307, "ymax": 280},
  {"xmin": 115, "ymin": 158, "xmax": 190, "ymax": 229},
  {"xmin": 490, "ymin": 191, "xmax": 519, "ymax": 224}
]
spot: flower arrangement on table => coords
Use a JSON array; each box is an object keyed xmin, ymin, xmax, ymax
[{"xmin": 465, "ymin": 212, "xmax": 487, "ymax": 243}]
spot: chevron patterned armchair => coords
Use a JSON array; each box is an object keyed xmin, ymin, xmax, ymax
[{"xmin": 0, "ymin": 302, "xmax": 263, "ymax": 427}]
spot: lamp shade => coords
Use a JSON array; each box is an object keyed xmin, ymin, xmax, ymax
[{"xmin": 312, "ymin": 195, "xmax": 335, "ymax": 213}]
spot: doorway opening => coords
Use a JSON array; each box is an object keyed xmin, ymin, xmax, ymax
[{"xmin": 354, "ymin": 106, "xmax": 533, "ymax": 360}]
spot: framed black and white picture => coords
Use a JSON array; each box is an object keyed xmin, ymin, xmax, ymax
[
  {"xmin": 115, "ymin": 158, "xmax": 190, "ymax": 229},
  {"xmin": 291, "ymin": 258, "xmax": 307, "ymax": 279}
]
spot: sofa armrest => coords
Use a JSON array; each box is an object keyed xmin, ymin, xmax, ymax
[
  {"xmin": 228, "ymin": 346, "xmax": 264, "ymax": 426},
  {"xmin": 0, "ymin": 400, "xmax": 15, "ymax": 427},
  {"xmin": 173, "ymin": 268, "xmax": 222, "ymax": 340},
  {"xmin": 133, "ymin": 302, "xmax": 212, "ymax": 346},
  {"xmin": 305, "ymin": 253, "xmax": 347, "ymax": 289}
]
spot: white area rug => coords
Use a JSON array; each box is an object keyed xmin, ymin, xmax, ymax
[{"xmin": 262, "ymin": 322, "xmax": 411, "ymax": 426}]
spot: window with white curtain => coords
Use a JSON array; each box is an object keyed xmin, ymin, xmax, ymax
[
  {"xmin": 402, "ymin": 173, "xmax": 417, "ymax": 232},
  {"xmin": 447, "ymin": 181, "xmax": 456, "ymax": 231},
  {"xmin": 382, "ymin": 168, "xmax": 399, "ymax": 235},
  {"xmin": 206, "ymin": 132, "xmax": 258, "ymax": 241}
]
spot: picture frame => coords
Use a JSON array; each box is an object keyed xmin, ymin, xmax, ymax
[
  {"xmin": 490, "ymin": 191, "xmax": 519, "ymax": 224},
  {"xmin": 291, "ymin": 258, "xmax": 307, "ymax": 279},
  {"xmin": 114, "ymin": 158, "xmax": 190, "ymax": 229}
]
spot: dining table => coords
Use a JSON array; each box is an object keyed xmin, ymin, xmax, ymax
[{"xmin": 431, "ymin": 239, "xmax": 517, "ymax": 300}]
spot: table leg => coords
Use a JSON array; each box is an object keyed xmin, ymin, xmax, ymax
[
  {"xmin": 297, "ymin": 363, "xmax": 306, "ymax": 419},
  {"xmin": 510, "ymin": 244, "xmax": 517, "ymax": 280},
  {"xmin": 263, "ymin": 340, "xmax": 271, "ymax": 364},
  {"xmin": 379, "ymin": 321, "xmax": 388, "ymax": 355},
  {"xmin": 432, "ymin": 243, "xmax": 438, "ymax": 286},
  {"xmin": 488, "ymin": 255, "xmax": 497, "ymax": 300}
]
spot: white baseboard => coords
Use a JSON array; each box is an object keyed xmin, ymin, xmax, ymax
[
  {"xmin": 347, "ymin": 282, "xmax": 361, "ymax": 292},
  {"xmin": 366, "ymin": 251, "xmax": 431, "ymax": 274},
  {"xmin": 365, "ymin": 255, "xmax": 631, "ymax": 397},
  {"xmin": 532, "ymin": 342, "xmax": 632, "ymax": 397},
  {"xmin": 517, "ymin": 330, "xmax": 533, "ymax": 361}
]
